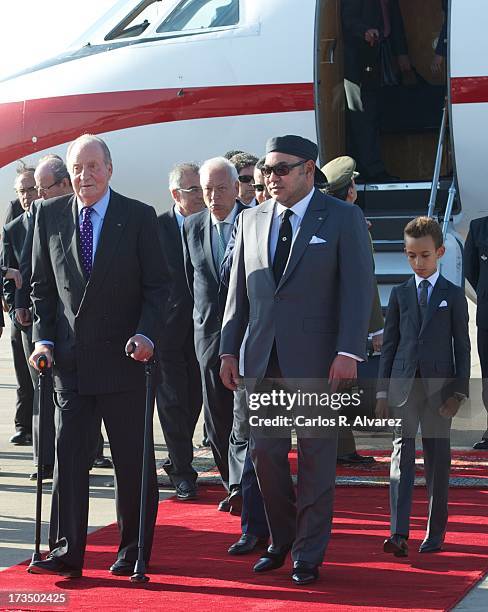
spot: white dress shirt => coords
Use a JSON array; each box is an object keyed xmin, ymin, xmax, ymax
[
  {"xmin": 415, "ymin": 270, "xmax": 439, "ymax": 302},
  {"xmin": 77, "ymin": 188, "xmax": 110, "ymax": 263}
]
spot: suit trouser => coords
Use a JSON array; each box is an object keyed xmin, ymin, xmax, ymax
[
  {"xmin": 337, "ymin": 424, "xmax": 357, "ymax": 457},
  {"xmin": 476, "ymin": 327, "xmax": 488, "ymax": 439},
  {"xmin": 200, "ymin": 360, "xmax": 234, "ymax": 488},
  {"xmin": 49, "ymin": 387, "xmax": 158, "ymax": 569},
  {"xmin": 10, "ymin": 323, "xmax": 33, "ymax": 433},
  {"xmin": 390, "ymin": 380, "xmax": 451, "ymax": 540},
  {"xmin": 156, "ymin": 332, "xmax": 202, "ymax": 485},
  {"xmin": 241, "ymin": 453, "xmax": 269, "ymax": 539},
  {"xmin": 228, "ymin": 384, "xmax": 250, "ymax": 488},
  {"xmin": 20, "ymin": 326, "xmax": 55, "ymax": 466},
  {"xmin": 344, "ymin": 78, "xmax": 385, "ymax": 178}
]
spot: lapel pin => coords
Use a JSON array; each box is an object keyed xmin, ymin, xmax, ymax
[{"xmin": 482, "ymin": 255, "xmax": 487, "ymax": 261}]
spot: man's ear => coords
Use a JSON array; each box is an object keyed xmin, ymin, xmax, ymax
[{"xmin": 171, "ymin": 188, "xmax": 181, "ymax": 203}]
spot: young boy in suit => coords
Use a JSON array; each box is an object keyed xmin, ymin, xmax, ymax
[{"xmin": 376, "ymin": 216, "xmax": 470, "ymax": 557}]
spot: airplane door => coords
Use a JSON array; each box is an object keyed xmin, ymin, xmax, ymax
[
  {"xmin": 315, "ymin": 0, "xmax": 345, "ymax": 164},
  {"xmin": 450, "ymin": 0, "xmax": 488, "ymax": 229}
]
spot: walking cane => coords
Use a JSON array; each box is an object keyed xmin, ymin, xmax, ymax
[
  {"xmin": 126, "ymin": 342, "xmax": 155, "ymax": 583},
  {"xmin": 28, "ymin": 354, "xmax": 50, "ymax": 570}
]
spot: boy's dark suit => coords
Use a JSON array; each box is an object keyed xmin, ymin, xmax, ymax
[
  {"xmin": 31, "ymin": 190, "xmax": 169, "ymax": 570},
  {"xmin": 378, "ymin": 274, "xmax": 470, "ymax": 545}
]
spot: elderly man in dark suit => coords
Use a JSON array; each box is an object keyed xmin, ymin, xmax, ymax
[
  {"xmin": 27, "ymin": 134, "xmax": 169, "ymax": 578},
  {"xmin": 182, "ymin": 157, "xmax": 247, "ymax": 511},
  {"xmin": 341, "ymin": 0, "xmax": 410, "ymax": 181},
  {"xmin": 220, "ymin": 135, "xmax": 373, "ymax": 585},
  {"xmin": 156, "ymin": 163, "xmax": 204, "ymax": 500}
]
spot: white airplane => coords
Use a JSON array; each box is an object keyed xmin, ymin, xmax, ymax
[{"xmin": 0, "ymin": 0, "xmax": 485, "ymax": 297}]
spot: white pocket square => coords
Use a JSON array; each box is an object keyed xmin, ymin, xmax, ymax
[
  {"xmin": 439, "ymin": 300, "xmax": 448, "ymax": 308},
  {"xmin": 309, "ymin": 235, "xmax": 326, "ymax": 244}
]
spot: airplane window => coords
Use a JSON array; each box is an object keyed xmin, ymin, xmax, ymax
[
  {"xmin": 156, "ymin": 0, "xmax": 239, "ymax": 33},
  {"xmin": 105, "ymin": 0, "xmax": 164, "ymax": 41}
]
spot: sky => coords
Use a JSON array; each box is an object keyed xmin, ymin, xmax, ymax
[{"xmin": 0, "ymin": 0, "xmax": 120, "ymax": 79}]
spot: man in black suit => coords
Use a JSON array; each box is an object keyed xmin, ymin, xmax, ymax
[
  {"xmin": 156, "ymin": 163, "xmax": 204, "ymax": 500},
  {"xmin": 341, "ymin": 0, "xmax": 410, "ymax": 181},
  {"xmin": 182, "ymin": 157, "xmax": 247, "ymax": 511},
  {"xmin": 28, "ymin": 134, "xmax": 169, "ymax": 578},
  {"xmin": 4, "ymin": 169, "xmax": 38, "ymax": 446},
  {"xmin": 465, "ymin": 217, "xmax": 488, "ymax": 450}
]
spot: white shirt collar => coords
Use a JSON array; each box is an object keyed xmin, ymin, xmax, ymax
[
  {"xmin": 77, "ymin": 188, "xmax": 110, "ymax": 218},
  {"xmin": 211, "ymin": 202, "xmax": 238, "ymax": 226},
  {"xmin": 274, "ymin": 188, "xmax": 315, "ymax": 221},
  {"xmin": 415, "ymin": 270, "xmax": 439, "ymax": 288}
]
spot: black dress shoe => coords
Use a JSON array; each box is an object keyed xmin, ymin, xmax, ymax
[
  {"xmin": 337, "ymin": 452, "xmax": 376, "ymax": 465},
  {"xmin": 10, "ymin": 431, "xmax": 32, "ymax": 446},
  {"xmin": 28, "ymin": 556, "xmax": 82, "ymax": 578},
  {"xmin": 228, "ymin": 488, "xmax": 243, "ymax": 516},
  {"xmin": 30, "ymin": 465, "xmax": 54, "ymax": 481},
  {"xmin": 419, "ymin": 539, "xmax": 443, "ymax": 553},
  {"xmin": 383, "ymin": 534, "xmax": 408, "ymax": 557},
  {"xmin": 110, "ymin": 559, "xmax": 135, "ymax": 576},
  {"xmin": 92, "ymin": 456, "xmax": 113, "ymax": 468},
  {"xmin": 473, "ymin": 439, "xmax": 488, "ymax": 450},
  {"xmin": 218, "ymin": 495, "xmax": 231, "ymax": 512},
  {"xmin": 175, "ymin": 480, "xmax": 197, "ymax": 501},
  {"xmin": 292, "ymin": 561, "xmax": 319, "ymax": 585},
  {"xmin": 253, "ymin": 546, "xmax": 291, "ymax": 573},
  {"xmin": 228, "ymin": 534, "xmax": 268, "ymax": 555}
]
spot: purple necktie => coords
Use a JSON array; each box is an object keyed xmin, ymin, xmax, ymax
[
  {"xmin": 80, "ymin": 207, "xmax": 94, "ymax": 277},
  {"xmin": 380, "ymin": 0, "xmax": 391, "ymax": 38}
]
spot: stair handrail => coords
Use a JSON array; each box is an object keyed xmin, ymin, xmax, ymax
[
  {"xmin": 427, "ymin": 104, "xmax": 448, "ymax": 218},
  {"xmin": 441, "ymin": 180, "xmax": 457, "ymax": 240}
]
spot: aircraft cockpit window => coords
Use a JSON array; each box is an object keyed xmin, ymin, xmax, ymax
[
  {"xmin": 105, "ymin": 0, "xmax": 164, "ymax": 41},
  {"xmin": 156, "ymin": 0, "xmax": 239, "ymax": 33}
]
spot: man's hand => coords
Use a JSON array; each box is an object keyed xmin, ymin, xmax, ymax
[
  {"xmin": 397, "ymin": 54, "xmax": 411, "ymax": 72},
  {"xmin": 4, "ymin": 267, "xmax": 22, "ymax": 289},
  {"xmin": 29, "ymin": 344, "xmax": 53, "ymax": 370},
  {"xmin": 439, "ymin": 396, "xmax": 460, "ymax": 419},
  {"xmin": 328, "ymin": 355, "xmax": 357, "ymax": 393},
  {"xmin": 220, "ymin": 355, "xmax": 239, "ymax": 391},
  {"xmin": 125, "ymin": 334, "xmax": 154, "ymax": 362},
  {"xmin": 15, "ymin": 308, "xmax": 32, "ymax": 327},
  {"xmin": 431, "ymin": 54, "xmax": 444, "ymax": 74},
  {"xmin": 365, "ymin": 28, "xmax": 379, "ymax": 46},
  {"xmin": 372, "ymin": 332, "xmax": 383, "ymax": 353},
  {"xmin": 375, "ymin": 398, "xmax": 389, "ymax": 419}
]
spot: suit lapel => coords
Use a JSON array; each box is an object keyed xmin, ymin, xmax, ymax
[
  {"xmin": 256, "ymin": 200, "xmax": 274, "ymax": 274},
  {"xmin": 79, "ymin": 190, "xmax": 129, "ymax": 312},
  {"xmin": 200, "ymin": 212, "xmax": 218, "ymax": 283},
  {"xmin": 276, "ymin": 190, "xmax": 329, "ymax": 292},
  {"xmin": 420, "ymin": 275, "xmax": 449, "ymax": 335},
  {"xmin": 56, "ymin": 195, "xmax": 86, "ymax": 302}
]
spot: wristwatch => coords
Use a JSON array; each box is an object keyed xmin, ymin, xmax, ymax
[{"xmin": 0, "ymin": 265, "xmax": 8, "ymax": 277}]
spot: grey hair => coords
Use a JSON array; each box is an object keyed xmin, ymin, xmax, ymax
[
  {"xmin": 200, "ymin": 157, "xmax": 238, "ymax": 182},
  {"xmin": 35, "ymin": 157, "xmax": 71, "ymax": 185},
  {"xmin": 66, "ymin": 134, "xmax": 112, "ymax": 168},
  {"xmin": 168, "ymin": 162, "xmax": 200, "ymax": 190},
  {"xmin": 15, "ymin": 160, "xmax": 35, "ymax": 175}
]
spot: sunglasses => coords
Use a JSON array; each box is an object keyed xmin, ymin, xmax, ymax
[
  {"xmin": 260, "ymin": 160, "xmax": 306, "ymax": 177},
  {"xmin": 238, "ymin": 175, "xmax": 254, "ymax": 184},
  {"xmin": 253, "ymin": 184, "xmax": 265, "ymax": 192}
]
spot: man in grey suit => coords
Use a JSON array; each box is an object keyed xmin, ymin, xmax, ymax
[
  {"xmin": 156, "ymin": 163, "xmax": 204, "ymax": 500},
  {"xmin": 220, "ymin": 135, "xmax": 373, "ymax": 585},
  {"xmin": 182, "ymin": 157, "xmax": 248, "ymax": 511},
  {"xmin": 28, "ymin": 134, "xmax": 169, "ymax": 578}
]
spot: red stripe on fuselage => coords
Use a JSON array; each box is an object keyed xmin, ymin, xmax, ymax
[
  {"xmin": 0, "ymin": 83, "xmax": 314, "ymax": 169},
  {"xmin": 451, "ymin": 76, "xmax": 488, "ymax": 105}
]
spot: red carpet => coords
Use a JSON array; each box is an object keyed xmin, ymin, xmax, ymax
[{"xmin": 1, "ymin": 487, "xmax": 487, "ymax": 611}]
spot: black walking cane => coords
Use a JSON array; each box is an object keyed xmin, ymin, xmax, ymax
[
  {"xmin": 28, "ymin": 354, "xmax": 50, "ymax": 571},
  {"xmin": 125, "ymin": 342, "xmax": 155, "ymax": 583}
]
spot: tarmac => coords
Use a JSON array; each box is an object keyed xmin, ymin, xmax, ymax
[{"xmin": 0, "ymin": 303, "xmax": 487, "ymax": 610}]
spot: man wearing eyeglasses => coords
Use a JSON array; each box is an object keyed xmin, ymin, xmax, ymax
[
  {"xmin": 1, "ymin": 168, "xmax": 37, "ymax": 447},
  {"xmin": 156, "ymin": 163, "xmax": 205, "ymax": 501},
  {"xmin": 229, "ymin": 152, "xmax": 259, "ymax": 207},
  {"xmin": 8, "ymin": 156, "xmax": 73, "ymax": 479},
  {"xmin": 253, "ymin": 159, "xmax": 271, "ymax": 205},
  {"xmin": 182, "ymin": 157, "xmax": 248, "ymax": 512},
  {"xmin": 220, "ymin": 135, "xmax": 373, "ymax": 585}
]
